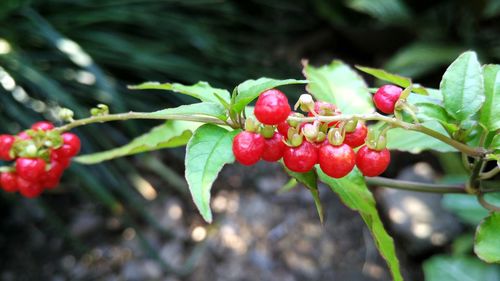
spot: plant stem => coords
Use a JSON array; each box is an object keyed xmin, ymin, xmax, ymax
[
  {"xmin": 288, "ymin": 113, "xmax": 486, "ymax": 157},
  {"xmin": 54, "ymin": 112, "xmax": 227, "ymax": 133},
  {"xmin": 365, "ymin": 176, "xmax": 467, "ymax": 194},
  {"xmin": 480, "ymin": 167, "xmax": 500, "ymax": 180}
]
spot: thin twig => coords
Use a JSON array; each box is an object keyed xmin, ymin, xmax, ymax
[{"xmin": 366, "ymin": 176, "xmax": 467, "ymax": 194}]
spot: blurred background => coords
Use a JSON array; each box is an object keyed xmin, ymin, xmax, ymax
[{"xmin": 0, "ymin": 0, "xmax": 499, "ymax": 280}]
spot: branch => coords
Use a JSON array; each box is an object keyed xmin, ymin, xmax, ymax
[
  {"xmin": 365, "ymin": 176, "xmax": 467, "ymax": 193},
  {"xmin": 288, "ymin": 113, "xmax": 486, "ymax": 157},
  {"xmin": 54, "ymin": 112, "xmax": 227, "ymax": 133}
]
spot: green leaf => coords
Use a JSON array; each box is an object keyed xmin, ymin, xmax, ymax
[
  {"xmin": 129, "ymin": 81, "xmax": 231, "ymax": 104},
  {"xmin": 480, "ymin": 65, "xmax": 500, "ymax": 132},
  {"xmin": 75, "ymin": 121, "xmax": 199, "ymax": 164},
  {"xmin": 355, "ymin": 66, "xmax": 428, "ymax": 95},
  {"xmin": 303, "ymin": 60, "xmax": 374, "ymax": 114},
  {"xmin": 414, "ymin": 103, "xmax": 452, "ymax": 123},
  {"xmin": 345, "ymin": 0, "xmax": 410, "ymax": 23},
  {"xmin": 424, "ymin": 255, "xmax": 500, "ymax": 281},
  {"xmin": 387, "ymin": 121, "xmax": 456, "ymax": 153},
  {"xmin": 440, "ymin": 51, "xmax": 485, "ymax": 122},
  {"xmin": 185, "ymin": 124, "xmax": 238, "ymax": 223},
  {"xmin": 318, "ymin": 168, "xmax": 403, "ymax": 281},
  {"xmin": 147, "ymin": 102, "xmax": 227, "ymax": 120},
  {"xmin": 490, "ymin": 134, "xmax": 500, "ymax": 151},
  {"xmin": 442, "ymin": 193, "xmax": 500, "ymax": 225},
  {"xmin": 231, "ymin": 78, "xmax": 307, "ymax": 113},
  {"xmin": 284, "ymin": 168, "xmax": 324, "ymax": 224},
  {"xmin": 475, "ymin": 212, "xmax": 500, "ymax": 263}
]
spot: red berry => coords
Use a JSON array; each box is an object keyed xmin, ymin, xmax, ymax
[
  {"xmin": 356, "ymin": 146, "xmax": 391, "ymax": 177},
  {"xmin": 53, "ymin": 133, "xmax": 81, "ymax": 159},
  {"xmin": 277, "ymin": 120, "xmax": 291, "ymax": 137},
  {"xmin": 318, "ymin": 143, "xmax": 355, "ymax": 178},
  {"xmin": 283, "ymin": 141, "xmax": 318, "ymax": 173},
  {"xmin": 17, "ymin": 177, "xmax": 43, "ymax": 198},
  {"xmin": 41, "ymin": 160, "xmax": 65, "ymax": 189},
  {"xmin": 0, "ymin": 172, "xmax": 18, "ymax": 192},
  {"xmin": 261, "ymin": 133, "xmax": 285, "ymax": 162},
  {"xmin": 0, "ymin": 134, "xmax": 15, "ymax": 161},
  {"xmin": 15, "ymin": 158, "xmax": 46, "ymax": 182},
  {"xmin": 31, "ymin": 121, "xmax": 55, "ymax": 131},
  {"xmin": 51, "ymin": 150, "xmax": 71, "ymax": 169},
  {"xmin": 232, "ymin": 131, "xmax": 265, "ymax": 166},
  {"xmin": 17, "ymin": 131, "xmax": 31, "ymax": 140},
  {"xmin": 254, "ymin": 89, "xmax": 291, "ymax": 125},
  {"xmin": 344, "ymin": 123, "xmax": 368, "ymax": 148},
  {"xmin": 373, "ymin": 85, "xmax": 402, "ymax": 114}
]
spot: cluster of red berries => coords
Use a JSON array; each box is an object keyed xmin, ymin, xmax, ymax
[
  {"xmin": 232, "ymin": 85, "xmax": 402, "ymax": 178},
  {"xmin": 0, "ymin": 121, "xmax": 81, "ymax": 198}
]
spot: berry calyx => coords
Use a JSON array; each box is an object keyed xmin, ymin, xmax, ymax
[
  {"xmin": 344, "ymin": 122, "xmax": 368, "ymax": 148},
  {"xmin": 356, "ymin": 146, "xmax": 391, "ymax": 177},
  {"xmin": 15, "ymin": 157, "xmax": 46, "ymax": 182},
  {"xmin": 261, "ymin": 132, "xmax": 285, "ymax": 162},
  {"xmin": 0, "ymin": 134, "xmax": 15, "ymax": 161},
  {"xmin": 319, "ymin": 143, "xmax": 355, "ymax": 178},
  {"xmin": 232, "ymin": 131, "xmax": 265, "ymax": 166},
  {"xmin": 31, "ymin": 121, "xmax": 55, "ymax": 131},
  {"xmin": 283, "ymin": 141, "xmax": 318, "ymax": 173},
  {"xmin": 373, "ymin": 85, "xmax": 402, "ymax": 114},
  {"xmin": 0, "ymin": 172, "xmax": 18, "ymax": 192},
  {"xmin": 254, "ymin": 89, "xmax": 291, "ymax": 125}
]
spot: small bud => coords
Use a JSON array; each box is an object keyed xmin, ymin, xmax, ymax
[
  {"xmin": 327, "ymin": 128, "xmax": 344, "ymax": 146},
  {"xmin": 90, "ymin": 104, "xmax": 109, "ymax": 116},
  {"xmin": 25, "ymin": 143, "xmax": 38, "ymax": 157},
  {"xmin": 375, "ymin": 135, "xmax": 388, "ymax": 151},
  {"xmin": 294, "ymin": 94, "xmax": 315, "ymax": 113},
  {"xmin": 316, "ymin": 132, "xmax": 326, "ymax": 143},
  {"xmin": 290, "ymin": 133, "xmax": 303, "ymax": 147},
  {"xmin": 58, "ymin": 108, "xmax": 74, "ymax": 122}
]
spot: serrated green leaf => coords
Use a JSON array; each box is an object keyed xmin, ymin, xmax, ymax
[
  {"xmin": 318, "ymin": 168, "xmax": 403, "ymax": 281},
  {"xmin": 480, "ymin": 65, "xmax": 500, "ymax": 132},
  {"xmin": 75, "ymin": 121, "xmax": 199, "ymax": 164},
  {"xmin": 185, "ymin": 124, "xmax": 238, "ymax": 223},
  {"xmin": 475, "ymin": 212, "xmax": 500, "ymax": 263},
  {"xmin": 284, "ymin": 167, "xmax": 324, "ymax": 224},
  {"xmin": 147, "ymin": 102, "xmax": 227, "ymax": 120},
  {"xmin": 303, "ymin": 60, "xmax": 373, "ymax": 114},
  {"xmin": 231, "ymin": 78, "xmax": 307, "ymax": 113},
  {"xmin": 440, "ymin": 51, "xmax": 485, "ymax": 122},
  {"xmin": 424, "ymin": 255, "xmax": 500, "ymax": 281},
  {"xmin": 129, "ymin": 81, "xmax": 231, "ymax": 104},
  {"xmin": 355, "ymin": 65, "xmax": 427, "ymax": 95},
  {"xmin": 387, "ymin": 121, "xmax": 456, "ymax": 153}
]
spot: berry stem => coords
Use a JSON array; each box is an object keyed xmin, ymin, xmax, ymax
[
  {"xmin": 366, "ymin": 176, "xmax": 467, "ymax": 194},
  {"xmin": 287, "ymin": 113, "xmax": 487, "ymax": 157},
  {"xmin": 54, "ymin": 112, "xmax": 228, "ymax": 133}
]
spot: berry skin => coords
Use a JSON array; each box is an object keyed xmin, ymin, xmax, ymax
[
  {"xmin": 318, "ymin": 143, "xmax": 355, "ymax": 178},
  {"xmin": 283, "ymin": 141, "xmax": 318, "ymax": 173},
  {"xmin": 254, "ymin": 89, "xmax": 291, "ymax": 125},
  {"xmin": 17, "ymin": 131, "xmax": 31, "ymax": 140},
  {"xmin": 356, "ymin": 146, "xmax": 391, "ymax": 177},
  {"xmin": 344, "ymin": 123, "xmax": 368, "ymax": 148},
  {"xmin": 373, "ymin": 85, "xmax": 403, "ymax": 114},
  {"xmin": 277, "ymin": 120, "xmax": 290, "ymax": 137},
  {"xmin": 0, "ymin": 134, "xmax": 15, "ymax": 161},
  {"xmin": 15, "ymin": 158, "xmax": 46, "ymax": 182},
  {"xmin": 0, "ymin": 172, "xmax": 18, "ymax": 192},
  {"xmin": 31, "ymin": 121, "xmax": 55, "ymax": 131},
  {"xmin": 41, "ymin": 160, "xmax": 65, "ymax": 189},
  {"xmin": 53, "ymin": 133, "xmax": 81, "ymax": 159},
  {"xmin": 261, "ymin": 133, "xmax": 285, "ymax": 162},
  {"xmin": 233, "ymin": 131, "xmax": 265, "ymax": 166},
  {"xmin": 17, "ymin": 177, "xmax": 43, "ymax": 198}
]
